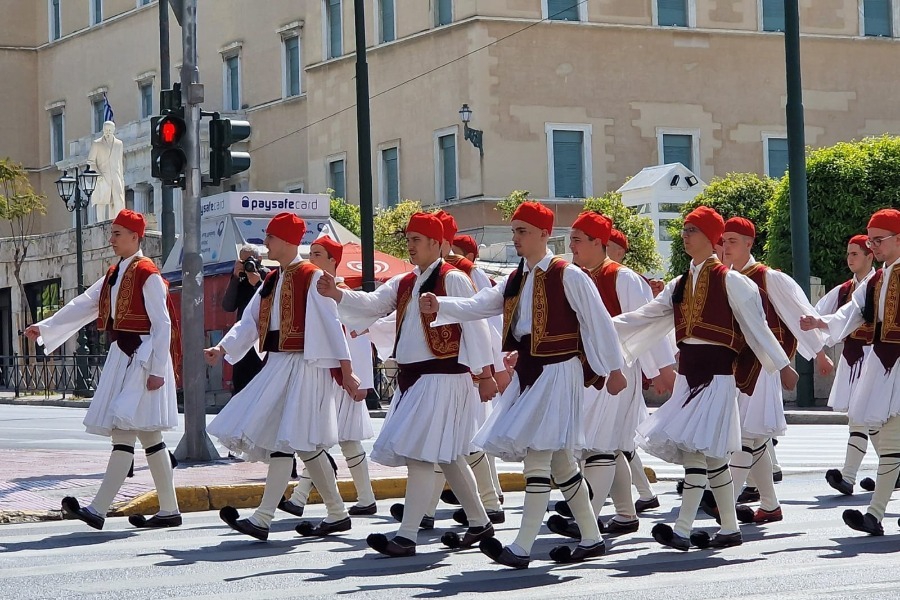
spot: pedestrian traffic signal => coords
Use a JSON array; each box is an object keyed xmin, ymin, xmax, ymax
[
  {"xmin": 209, "ymin": 115, "xmax": 251, "ymax": 184},
  {"xmin": 151, "ymin": 108, "xmax": 187, "ymax": 187}
]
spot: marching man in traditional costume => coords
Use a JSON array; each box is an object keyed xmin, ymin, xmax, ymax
[
  {"xmin": 420, "ymin": 201, "xmax": 628, "ymax": 568},
  {"xmin": 278, "ymin": 234, "xmax": 378, "ymax": 518},
  {"xmin": 25, "ymin": 209, "xmax": 181, "ymax": 530},
  {"xmin": 204, "ymin": 212, "xmax": 360, "ymax": 541},
  {"xmin": 613, "ymin": 206, "xmax": 798, "ymax": 551},
  {"xmin": 713, "ymin": 216, "xmax": 829, "ymax": 524},
  {"xmin": 816, "ymin": 235, "xmax": 877, "ymax": 495},
  {"xmin": 801, "ymin": 209, "xmax": 900, "ymax": 536},
  {"xmin": 316, "ymin": 211, "xmax": 496, "ymax": 557}
]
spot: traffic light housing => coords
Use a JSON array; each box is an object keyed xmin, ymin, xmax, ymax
[
  {"xmin": 209, "ymin": 116, "xmax": 251, "ymax": 184},
  {"xmin": 150, "ymin": 108, "xmax": 187, "ymax": 187}
]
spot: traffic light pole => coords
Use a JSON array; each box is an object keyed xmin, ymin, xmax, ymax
[
  {"xmin": 175, "ymin": 0, "xmax": 218, "ymax": 461},
  {"xmin": 353, "ymin": 0, "xmax": 376, "ymax": 293},
  {"xmin": 159, "ymin": 0, "xmax": 175, "ymax": 262}
]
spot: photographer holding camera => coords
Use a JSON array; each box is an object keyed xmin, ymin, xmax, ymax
[{"xmin": 222, "ymin": 245, "xmax": 270, "ymax": 395}]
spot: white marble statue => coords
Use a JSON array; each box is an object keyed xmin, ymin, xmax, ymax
[{"xmin": 87, "ymin": 121, "xmax": 125, "ymax": 222}]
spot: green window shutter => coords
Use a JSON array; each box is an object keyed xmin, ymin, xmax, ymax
[
  {"xmin": 383, "ymin": 147, "xmax": 399, "ymax": 207},
  {"xmin": 553, "ymin": 130, "xmax": 584, "ymax": 198},
  {"xmin": 762, "ymin": 0, "xmax": 785, "ymax": 31},
  {"xmin": 767, "ymin": 138, "xmax": 789, "ymax": 178},
  {"xmin": 286, "ymin": 37, "xmax": 300, "ymax": 96},
  {"xmin": 51, "ymin": 113, "xmax": 64, "ymax": 162},
  {"xmin": 548, "ymin": 0, "xmax": 579, "ymax": 21},
  {"xmin": 662, "ymin": 134, "xmax": 693, "ymax": 171},
  {"xmin": 437, "ymin": 0, "xmax": 452, "ymax": 26},
  {"xmin": 330, "ymin": 160, "xmax": 346, "ymax": 201},
  {"xmin": 328, "ymin": 0, "xmax": 342, "ymax": 58},
  {"xmin": 657, "ymin": 0, "xmax": 687, "ymax": 27},
  {"xmin": 439, "ymin": 135, "xmax": 457, "ymax": 201},
  {"xmin": 865, "ymin": 0, "xmax": 892, "ymax": 36},
  {"xmin": 227, "ymin": 57, "xmax": 240, "ymax": 110},
  {"xmin": 380, "ymin": 0, "xmax": 395, "ymax": 42}
]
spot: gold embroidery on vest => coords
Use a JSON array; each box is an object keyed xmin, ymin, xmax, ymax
[
  {"xmin": 879, "ymin": 268, "xmax": 900, "ymax": 341},
  {"xmin": 530, "ymin": 258, "xmax": 580, "ymax": 356}
]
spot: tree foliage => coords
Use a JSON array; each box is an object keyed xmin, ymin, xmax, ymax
[
  {"xmin": 329, "ymin": 197, "xmax": 361, "ymax": 237},
  {"xmin": 373, "ymin": 200, "xmax": 423, "ymax": 259},
  {"xmin": 667, "ymin": 173, "xmax": 777, "ymax": 276},
  {"xmin": 767, "ymin": 136, "xmax": 900, "ymax": 290}
]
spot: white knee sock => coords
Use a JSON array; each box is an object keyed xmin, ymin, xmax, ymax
[
  {"xmin": 583, "ymin": 452, "xmax": 617, "ymax": 517},
  {"xmin": 746, "ymin": 440, "xmax": 778, "ymax": 511},
  {"xmin": 425, "ymin": 467, "xmax": 445, "ymax": 518},
  {"xmin": 512, "ymin": 450, "xmax": 553, "ymax": 556},
  {"xmin": 298, "ymin": 449, "xmax": 348, "ymax": 522},
  {"xmin": 90, "ymin": 430, "xmax": 137, "ymax": 516},
  {"xmin": 610, "ymin": 452, "xmax": 636, "ymax": 519},
  {"xmin": 442, "ymin": 457, "xmax": 489, "ymax": 527},
  {"xmin": 138, "ymin": 431, "xmax": 179, "ymax": 514},
  {"xmin": 729, "ymin": 443, "xmax": 755, "ymax": 501},
  {"xmin": 552, "ymin": 450, "xmax": 601, "ymax": 546},
  {"xmin": 842, "ymin": 428, "xmax": 869, "ymax": 485},
  {"xmin": 708, "ymin": 458, "xmax": 739, "ymax": 534},
  {"xmin": 627, "ymin": 450, "xmax": 655, "ymax": 500},
  {"xmin": 288, "ymin": 467, "xmax": 314, "ymax": 506},
  {"xmin": 466, "ymin": 451, "xmax": 501, "ymax": 512},
  {"xmin": 487, "ymin": 453, "xmax": 503, "ymax": 499},
  {"xmin": 250, "ymin": 455, "xmax": 293, "ymax": 528},
  {"xmin": 398, "ymin": 460, "xmax": 437, "ymax": 543},
  {"xmin": 674, "ymin": 453, "xmax": 708, "ymax": 538},
  {"xmin": 340, "ymin": 440, "xmax": 376, "ymax": 506}
]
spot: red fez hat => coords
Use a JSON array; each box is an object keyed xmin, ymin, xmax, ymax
[
  {"xmin": 608, "ymin": 229, "xmax": 628, "ymax": 251},
  {"xmin": 113, "ymin": 209, "xmax": 146, "ymax": 238},
  {"xmin": 266, "ymin": 212, "xmax": 306, "ymax": 246},
  {"xmin": 434, "ymin": 210, "xmax": 458, "ymax": 243},
  {"xmin": 452, "ymin": 234, "xmax": 478, "ymax": 258},
  {"xmin": 312, "ymin": 235, "xmax": 344, "ymax": 265},
  {"xmin": 868, "ymin": 209, "xmax": 900, "ymax": 234},
  {"xmin": 685, "ymin": 206, "xmax": 725, "ymax": 247},
  {"xmin": 406, "ymin": 212, "xmax": 444, "ymax": 242},
  {"xmin": 512, "ymin": 201, "xmax": 554, "ymax": 232},
  {"xmin": 724, "ymin": 217, "xmax": 756, "ymax": 239},
  {"xmin": 849, "ymin": 234, "xmax": 872, "ymax": 255},
  {"xmin": 571, "ymin": 211, "xmax": 613, "ymax": 245}
]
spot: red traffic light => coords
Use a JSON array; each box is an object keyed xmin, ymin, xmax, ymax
[
  {"xmin": 154, "ymin": 114, "xmax": 185, "ymax": 147},
  {"xmin": 160, "ymin": 120, "xmax": 178, "ymax": 144}
]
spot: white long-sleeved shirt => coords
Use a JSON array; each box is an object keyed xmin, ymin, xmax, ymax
[
  {"xmin": 431, "ymin": 250, "xmax": 624, "ymax": 378},
  {"xmin": 337, "ymin": 257, "xmax": 493, "ymax": 374},
  {"xmin": 613, "ymin": 256, "xmax": 791, "ymax": 374},
  {"xmin": 37, "ymin": 250, "xmax": 171, "ymax": 377},
  {"xmin": 815, "ymin": 269, "xmax": 876, "ymax": 346},
  {"xmin": 823, "ymin": 257, "xmax": 900, "ymax": 343},
  {"xmin": 220, "ymin": 255, "xmax": 351, "ymax": 367}
]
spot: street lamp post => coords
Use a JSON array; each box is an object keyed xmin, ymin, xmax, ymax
[{"xmin": 55, "ymin": 167, "xmax": 98, "ymax": 398}]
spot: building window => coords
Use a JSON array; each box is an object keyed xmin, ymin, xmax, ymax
[
  {"xmin": 380, "ymin": 146, "xmax": 400, "ymax": 208},
  {"xmin": 546, "ymin": 124, "xmax": 592, "ymax": 199},
  {"xmin": 224, "ymin": 55, "xmax": 241, "ymax": 111},
  {"xmin": 435, "ymin": 131, "xmax": 458, "ymax": 202},
  {"xmin": 765, "ymin": 136, "xmax": 789, "ymax": 178},
  {"xmin": 91, "ymin": 0, "xmax": 103, "ymax": 25},
  {"xmin": 24, "ymin": 279, "xmax": 62, "ymax": 357},
  {"xmin": 760, "ymin": 0, "xmax": 785, "ymax": 31},
  {"xmin": 435, "ymin": 0, "xmax": 452, "ymax": 26},
  {"xmin": 50, "ymin": 111, "xmax": 65, "ymax": 163},
  {"xmin": 328, "ymin": 158, "xmax": 346, "ymax": 200},
  {"xmin": 657, "ymin": 0, "xmax": 688, "ymax": 27},
  {"xmin": 49, "ymin": 0, "xmax": 61, "ymax": 41},
  {"xmin": 287, "ymin": 184, "xmax": 304, "ymax": 193},
  {"xmin": 659, "ymin": 132, "xmax": 696, "ymax": 171},
  {"xmin": 139, "ymin": 82, "xmax": 153, "ymax": 118},
  {"xmin": 326, "ymin": 0, "xmax": 343, "ymax": 59},
  {"xmin": 545, "ymin": 0, "xmax": 584, "ymax": 21},
  {"xmin": 139, "ymin": 0, "xmax": 152, "ymax": 5},
  {"xmin": 91, "ymin": 98, "xmax": 106, "ymax": 133},
  {"xmin": 284, "ymin": 36, "xmax": 301, "ymax": 97},
  {"xmin": 378, "ymin": 0, "xmax": 396, "ymax": 43},
  {"xmin": 864, "ymin": 0, "xmax": 893, "ymax": 36},
  {"xmin": 125, "ymin": 188, "xmax": 135, "ymax": 211},
  {"xmin": 658, "ymin": 218, "xmax": 677, "ymax": 242}
]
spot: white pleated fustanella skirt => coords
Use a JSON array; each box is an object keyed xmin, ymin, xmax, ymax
[
  {"xmin": 736, "ymin": 369, "xmax": 787, "ymax": 438},
  {"xmin": 335, "ymin": 383, "xmax": 374, "ymax": 443},
  {"xmin": 581, "ymin": 361, "xmax": 644, "ymax": 454}
]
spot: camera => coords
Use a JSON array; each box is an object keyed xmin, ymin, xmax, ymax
[{"xmin": 242, "ymin": 256, "xmax": 260, "ymax": 274}]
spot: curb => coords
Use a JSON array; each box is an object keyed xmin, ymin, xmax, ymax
[
  {"xmin": 785, "ymin": 411, "xmax": 847, "ymax": 425},
  {"xmin": 0, "ymin": 397, "xmax": 92, "ymax": 408}
]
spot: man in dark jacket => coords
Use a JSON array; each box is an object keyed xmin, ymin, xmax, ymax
[{"xmin": 222, "ymin": 245, "xmax": 269, "ymax": 394}]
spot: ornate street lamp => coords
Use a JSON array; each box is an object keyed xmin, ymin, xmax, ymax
[{"xmin": 459, "ymin": 103, "xmax": 484, "ymax": 157}]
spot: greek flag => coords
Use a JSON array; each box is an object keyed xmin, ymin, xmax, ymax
[{"xmin": 102, "ymin": 92, "xmax": 114, "ymax": 123}]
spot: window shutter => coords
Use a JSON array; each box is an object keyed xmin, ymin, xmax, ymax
[
  {"xmin": 330, "ymin": 160, "xmax": 346, "ymax": 201},
  {"xmin": 553, "ymin": 130, "xmax": 584, "ymax": 198},
  {"xmin": 440, "ymin": 135, "xmax": 457, "ymax": 201},
  {"xmin": 767, "ymin": 138, "xmax": 789, "ymax": 178},
  {"xmin": 762, "ymin": 0, "xmax": 785, "ymax": 31},
  {"xmin": 657, "ymin": 0, "xmax": 688, "ymax": 27},
  {"xmin": 381, "ymin": 0, "xmax": 396, "ymax": 42},
  {"xmin": 865, "ymin": 0, "xmax": 892, "ymax": 36},
  {"xmin": 286, "ymin": 37, "xmax": 300, "ymax": 96},
  {"xmin": 329, "ymin": 0, "xmax": 342, "ymax": 57},
  {"xmin": 437, "ymin": 0, "xmax": 452, "ymax": 26},
  {"xmin": 662, "ymin": 134, "xmax": 693, "ymax": 171},
  {"xmin": 548, "ymin": 0, "xmax": 579, "ymax": 21},
  {"xmin": 383, "ymin": 147, "xmax": 399, "ymax": 207}
]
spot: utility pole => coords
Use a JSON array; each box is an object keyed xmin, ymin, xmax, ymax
[
  {"xmin": 784, "ymin": 0, "xmax": 814, "ymax": 406},
  {"xmin": 159, "ymin": 0, "xmax": 175, "ymax": 262},
  {"xmin": 175, "ymin": 0, "xmax": 218, "ymax": 461},
  {"xmin": 353, "ymin": 0, "xmax": 375, "ymax": 292}
]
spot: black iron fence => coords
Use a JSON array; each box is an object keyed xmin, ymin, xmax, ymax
[{"xmin": 0, "ymin": 354, "xmax": 104, "ymax": 397}]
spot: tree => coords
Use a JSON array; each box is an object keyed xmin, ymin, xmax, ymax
[
  {"xmin": 0, "ymin": 159, "xmax": 47, "ymax": 331},
  {"xmin": 767, "ymin": 136, "xmax": 900, "ymax": 290},
  {"xmin": 667, "ymin": 173, "xmax": 777, "ymax": 276},
  {"xmin": 329, "ymin": 197, "xmax": 361, "ymax": 236},
  {"xmin": 374, "ymin": 200, "xmax": 423, "ymax": 258},
  {"xmin": 495, "ymin": 189, "xmax": 662, "ymax": 273}
]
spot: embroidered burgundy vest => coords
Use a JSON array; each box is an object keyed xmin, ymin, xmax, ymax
[
  {"xmin": 584, "ymin": 258, "xmax": 623, "ymax": 317},
  {"xmin": 673, "ymin": 259, "xmax": 744, "ymax": 352},
  {"xmin": 444, "ymin": 254, "xmax": 476, "ymax": 278},
  {"xmin": 836, "ymin": 277, "xmax": 870, "ymax": 380},
  {"xmin": 395, "ymin": 262, "xmax": 464, "ymax": 359},
  {"xmin": 861, "ymin": 268, "xmax": 900, "ymax": 371},
  {"xmin": 257, "ymin": 261, "xmax": 318, "ymax": 352}
]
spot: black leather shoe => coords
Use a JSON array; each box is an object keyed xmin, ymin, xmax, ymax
[
  {"xmin": 735, "ymin": 504, "xmax": 755, "ymax": 524},
  {"xmin": 547, "ymin": 514, "xmax": 581, "ymax": 539},
  {"xmin": 442, "ymin": 523, "xmax": 495, "ymax": 548},
  {"xmin": 634, "ymin": 496, "xmax": 659, "ymax": 513},
  {"xmin": 278, "ymin": 498, "xmax": 305, "ymax": 517},
  {"xmin": 389, "ymin": 503, "xmax": 434, "ymax": 529},
  {"xmin": 554, "ymin": 500, "xmax": 573, "ymax": 518},
  {"xmin": 843, "ymin": 509, "xmax": 884, "ymax": 536},
  {"xmin": 826, "ymin": 469, "xmax": 854, "ymax": 496},
  {"xmin": 708, "ymin": 531, "xmax": 742, "ymax": 548},
  {"xmin": 549, "ymin": 540, "xmax": 606, "ymax": 563},
  {"xmin": 479, "ymin": 538, "xmax": 529, "ymax": 569},
  {"xmin": 675, "ymin": 479, "xmax": 685, "ymax": 495},
  {"xmin": 61, "ymin": 497, "xmax": 104, "ymax": 530},
  {"xmin": 860, "ymin": 477, "xmax": 876, "ymax": 492},
  {"xmin": 651, "ymin": 523, "xmax": 690, "ymax": 551},
  {"xmin": 737, "ymin": 486, "xmax": 760, "ymax": 503},
  {"xmin": 605, "ymin": 517, "xmax": 639, "ymax": 536},
  {"xmin": 773, "ymin": 470, "xmax": 783, "ymax": 483},
  {"xmin": 222, "ymin": 512, "xmax": 269, "ymax": 541},
  {"xmin": 295, "ymin": 516, "xmax": 352, "ymax": 537},
  {"xmin": 128, "ymin": 513, "xmax": 182, "ymax": 528},
  {"xmin": 367, "ymin": 533, "xmax": 416, "ymax": 557},
  {"xmin": 440, "ymin": 489, "xmax": 460, "ymax": 505},
  {"xmin": 451, "ymin": 508, "xmax": 505, "ymax": 526},
  {"xmin": 348, "ymin": 502, "xmax": 377, "ymax": 516}
]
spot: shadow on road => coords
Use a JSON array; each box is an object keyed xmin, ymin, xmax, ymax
[
  {"xmin": 0, "ymin": 529, "xmax": 136, "ymax": 552},
  {"xmin": 760, "ymin": 534, "xmax": 900, "ymax": 560},
  {"xmin": 781, "ymin": 493, "xmax": 872, "ymax": 510}
]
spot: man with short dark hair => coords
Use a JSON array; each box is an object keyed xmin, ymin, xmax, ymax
[{"xmin": 222, "ymin": 244, "xmax": 269, "ymax": 395}]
